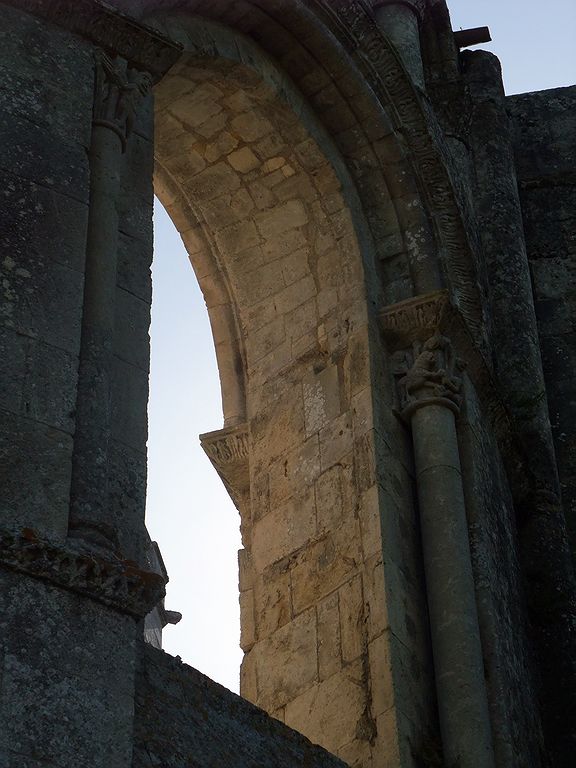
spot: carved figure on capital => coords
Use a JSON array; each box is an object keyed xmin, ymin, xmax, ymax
[
  {"xmin": 93, "ymin": 50, "xmax": 152, "ymax": 149},
  {"xmin": 392, "ymin": 332, "xmax": 463, "ymax": 417}
]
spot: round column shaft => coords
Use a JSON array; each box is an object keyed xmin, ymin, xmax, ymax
[
  {"xmin": 411, "ymin": 402, "xmax": 495, "ymax": 768},
  {"xmin": 374, "ymin": 1, "xmax": 425, "ymax": 89}
]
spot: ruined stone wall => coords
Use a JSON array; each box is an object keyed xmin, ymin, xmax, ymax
[
  {"xmin": 509, "ymin": 86, "xmax": 576, "ymax": 560},
  {"xmin": 133, "ymin": 644, "xmax": 348, "ymax": 767}
]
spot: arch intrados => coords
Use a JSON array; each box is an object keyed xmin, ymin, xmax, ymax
[
  {"xmin": 120, "ymin": 0, "xmax": 485, "ymax": 340},
  {"xmin": 152, "ymin": 15, "xmax": 386, "ymax": 429}
]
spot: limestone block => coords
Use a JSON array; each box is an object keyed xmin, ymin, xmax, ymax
[
  {"xmin": 110, "ymin": 358, "xmax": 149, "ymax": 451},
  {"xmin": 339, "ymin": 576, "xmax": 364, "ymax": 664},
  {"xmin": 254, "ymin": 565, "xmax": 291, "ymax": 639},
  {"xmin": 262, "ymin": 227, "xmax": 308, "ymax": 261},
  {"xmin": 252, "ymin": 489, "xmax": 316, "ymax": 571},
  {"xmin": 184, "ymin": 161, "xmax": 241, "ymax": 202},
  {"xmin": 214, "ymin": 219, "xmax": 260, "ymax": 256},
  {"xmin": 250, "ymin": 377, "xmax": 306, "ymax": 466},
  {"xmin": 363, "ymin": 554, "xmax": 389, "ymax": 642},
  {"xmin": 228, "ymin": 146, "xmax": 260, "ymax": 173},
  {"xmin": 284, "ymin": 659, "xmax": 368, "ymax": 754},
  {"xmin": 246, "ymin": 317, "xmax": 286, "ymax": 365},
  {"xmin": 0, "ymin": 410, "xmax": 71, "ymax": 541},
  {"xmin": 256, "ymin": 609, "xmax": 317, "ymax": 711},
  {"xmin": 286, "ymin": 297, "xmax": 318, "ymax": 348},
  {"xmin": 317, "ymin": 592, "xmax": 341, "ymax": 681},
  {"xmin": 315, "ymin": 464, "xmax": 345, "ymax": 535},
  {"xmin": 290, "ymin": 520, "xmax": 363, "ymax": 615},
  {"xmin": 117, "ymin": 231, "xmax": 153, "ymax": 304},
  {"xmin": 169, "ymin": 93, "xmax": 223, "ymax": 130},
  {"xmin": 201, "ymin": 187, "xmax": 255, "ymax": 230},
  {"xmin": 255, "ymin": 199, "xmax": 309, "ymax": 240},
  {"xmin": 231, "ymin": 112, "xmax": 274, "ymax": 142},
  {"xmin": 107, "ymin": 441, "xmax": 147, "ymax": 563},
  {"xmin": 319, "ymin": 411, "xmax": 353, "ymax": 471},
  {"xmin": 0, "ymin": 329, "xmax": 77, "ymax": 435},
  {"xmin": 268, "ymin": 436, "xmax": 320, "ymax": 508},
  {"xmin": 236, "ymin": 261, "xmax": 283, "ymax": 306},
  {"xmin": 273, "ymin": 275, "xmax": 317, "ymax": 317},
  {"xmin": 205, "ymin": 130, "xmax": 239, "ymax": 163},
  {"xmin": 240, "ymin": 649, "xmax": 258, "ymax": 704},
  {"xmin": 303, "ymin": 364, "xmax": 341, "ymax": 437},
  {"xmin": 240, "ymin": 589, "xmax": 256, "ymax": 651},
  {"xmin": 238, "ymin": 548, "xmax": 254, "ymax": 591},
  {"xmin": 367, "ymin": 632, "xmax": 395, "ymax": 718},
  {"xmin": 113, "ymin": 288, "xmax": 151, "ymax": 372},
  {"xmin": 359, "ymin": 485, "xmax": 383, "ymax": 561}
]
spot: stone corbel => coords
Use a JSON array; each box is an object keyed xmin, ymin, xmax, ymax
[{"xmin": 200, "ymin": 424, "xmax": 250, "ymax": 512}]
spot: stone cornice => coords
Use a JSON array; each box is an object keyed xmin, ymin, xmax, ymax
[
  {"xmin": 200, "ymin": 424, "xmax": 249, "ymax": 512},
  {"xmin": 0, "ymin": 0, "xmax": 181, "ymax": 81},
  {"xmin": 0, "ymin": 528, "xmax": 165, "ymax": 618}
]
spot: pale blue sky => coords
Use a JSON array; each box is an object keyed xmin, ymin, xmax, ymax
[{"xmin": 147, "ymin": 0, "xmax": 575, "ymax": 693}]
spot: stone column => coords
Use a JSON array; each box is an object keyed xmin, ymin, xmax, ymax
[
  {"xmin": 382, "ymin": 293, "xmax": 495, "ymax": 768},
  {"xmin": 373, "ymin": 0, "xmax": 425, "ymax": 89},
  {"xmin": 68, "ymin": 53, "xmax": 152, "ymax": 555}
]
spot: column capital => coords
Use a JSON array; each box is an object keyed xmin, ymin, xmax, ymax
[
  {"xmin": 93, "ymin": 51, "xmax": 152, "ymax": 150},
  {"xmin": 380, "ymin": 291, "xmax": 463, "ymax": 418},
  {"xmin": 200, "ymin": 424, "xmax": 250, "ymax": 512}
]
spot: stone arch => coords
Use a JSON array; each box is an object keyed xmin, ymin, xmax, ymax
[{"xmin": 146, "ymin": 10, "xmax": 441, "ymax": 765}]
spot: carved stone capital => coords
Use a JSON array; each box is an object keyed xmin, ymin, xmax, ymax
[
  {"xmin": 0, "ymin": 528, "xmax": 165, "ymax": 618},
  {"xmin": 93, "ymin": 51, "xmax": 152, "ymax": 150},
  {"xmin": 200, "ymin": 424, "xmax": 250, "ymax": 512},
  {"xmin": 381, "ymin": 291, "xmax": 464, "ymax": 417},
  {"xmin": 373, "ymin": 0, "xmax": 426, "ymax": 22},
  {"xmin": 392, "ymin": 333, "xmax": 463, "ymax": 418}
]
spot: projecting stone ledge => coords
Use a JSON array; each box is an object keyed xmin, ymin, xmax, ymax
[{"xmin": 133, "ymin": 644, "xmax": 349, "ymax": 768}]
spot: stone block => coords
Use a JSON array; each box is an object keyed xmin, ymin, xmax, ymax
[
  {"xmin": 228, "ymin": 146, "xmax": 261, "ymax": 173},
  {"xmin": 252, "ymin": 488, "xmax": 316, "ymax": 571},
  {"xmin": 339, "ymin": 576, "xmax": 364, "ymax": 664},
  {"xmin": 254, "ymin": 565, "xmax": 291, "ymax": 640},
  {"xmin": 256, "ymin": 200, "xmax": 309, "ymax": 240},
  {"xmin": 184, "ymin": 161, "xmax": 241, "ymax": 202},
  {"xmin": 315, "ymin": 464, "xmax": 345, "ymax": 535},
  {"xmin": 290, "ymin": 519, "xmax": 363, "ymax": 615},
  {"xmin": 107, "ymin": 440, "xmax": 147, "ymax": 563},
  {"xmin": 303, "ymin": 364, "xmax": 341, "ymax": 437},
  {"xmin": 113, "ymin": 288, "xmax": 151, "ymax": 372},
  {"xmin": 0, "ymin": 409, "xmax": 72, "ymax": 541},
  {"xmin": 317, "ymin": 592, "xmax": 341, "ymax": 680},
  {"xmin": 268, "ymin": 436, "xmax": 321, "ymax": 508},
  {"xmin": 231, "ymin": 112, "xmax": 274, "ymax": 142},
  {"xmin": 319, "ymin": 411, "xmax": 353, "ymax": 471},
  {"xmin": 240, "ymin": 589, "xmax": 256, "ymax": 651},
  {"xmin": 117, "ymin": 231, "xmax": 153, "ymax": 303},
  {"xmin": 256, "ymin": 608, "xmax": 318, "ymax": 711},
  {"xmin": 110, "ymin": 358, "xmax": 149, "ymax": 451},
  {"xmin": 284, "ymin": 659, "xmax": 368, "ymax": 754}
]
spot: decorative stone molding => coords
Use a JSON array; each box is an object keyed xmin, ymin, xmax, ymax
[
  {"xmin": 200, "ymin": 424, "xmax": 249, "ymax": 512},
  {"xmin": 380, "ymin": 289, "xmax": 452, "ymax": 349},
  {"xmin": 94, "ymin": 50, "xmax": 152, "ymax": 149},
  {"xmin": 1, "ymin": 0, "xmax": 181, "ymax": 81},
  {"xmin": 0, "ymin": 528, "xmax": 165, "ymax": 618},
  {"xmin": 312, "ymin": 0, "xmax": 486, "ymax": 344}
]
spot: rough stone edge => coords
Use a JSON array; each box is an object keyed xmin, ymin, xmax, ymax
[
  {"xmin": 0, "ymin": 0, "xmax": 182, "ymax": 80},
  {"xmin": 0, "ymin": 527, "xmax": 165, "ymax": 617}
]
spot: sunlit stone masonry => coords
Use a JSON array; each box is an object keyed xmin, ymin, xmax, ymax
[{"xmin": 1, "ymin": 0, "xmax": 575, "ymax": 767}]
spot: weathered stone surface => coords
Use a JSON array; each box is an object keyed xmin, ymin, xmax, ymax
[{"xmin": 133, "ymin": 644, "xmax": 347, "ymax": 767}]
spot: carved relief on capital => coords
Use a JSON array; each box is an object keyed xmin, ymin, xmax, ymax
[
  {"xmin": 200, "ymin": 424, "xmax": 250, "ymax": 513},
  {"xmin": 392, "ymin": 333, "xmax": 463, "ymax": 417},
  {"xmin": 381, "ymin": 291, "xmax": 463, "ymax": 417},
  {"xmin": 93, "ymin": 51, "xmax": 152, "ymax": 150}
]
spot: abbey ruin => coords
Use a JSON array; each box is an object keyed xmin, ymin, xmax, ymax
[{"xmin": 1, "ymin": 0, "xmax": 575, "ymax": 766}]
